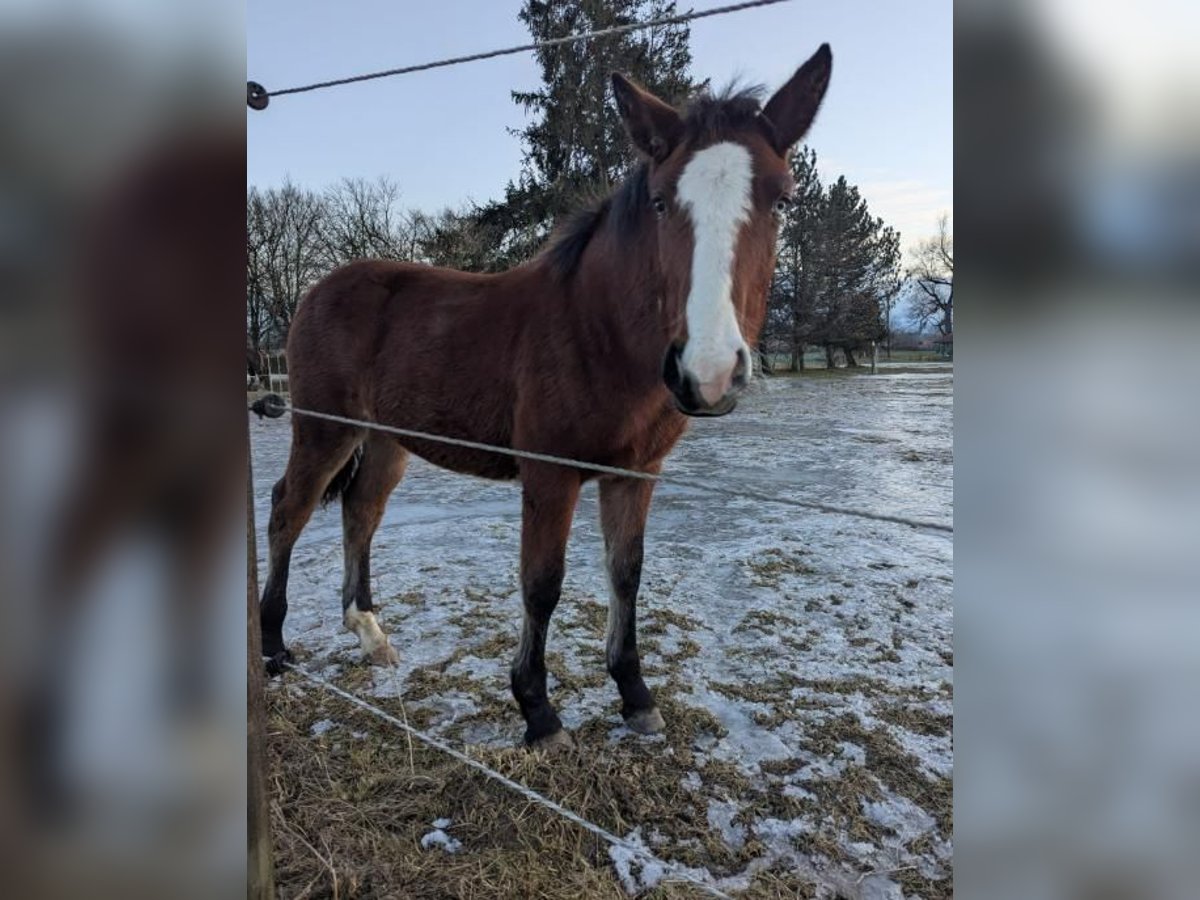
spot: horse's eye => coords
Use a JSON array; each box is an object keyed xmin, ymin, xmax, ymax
[
  {"xmin": 652, "ymin": 195, "xmax": 668, "ymax": 217},
  {"xmin": 773, "ymin": 196, "xmax": 793, "ymax": 216}
]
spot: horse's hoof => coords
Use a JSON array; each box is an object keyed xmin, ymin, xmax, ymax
[
  {"xmin": 263, "ymin": 647, "xmax": 294, "ymax": 677},
  {"xmin": 368, "ymin": 643, "xmax": 400, "ymax": 667},
  {"xmin": 529, "ymin": 729, "xmax": 575, "ymax": 752},
  {"xmin": 624, "ymin": 707, "xmax": 665, "ymax": 735}
]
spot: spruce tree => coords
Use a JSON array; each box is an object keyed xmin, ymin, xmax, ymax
[
  {"xmin": 769, "ymin": 167, "xmax": 902, "ymax": 369},
  {"xmin": 812, "ymin": 176, "xmax": 897, "ymax": 365},
  {"xmin": 769, "ymin": 146, "xmax": 824, "ymax": 369},
  {"xmin": 468, "ymin": 0, "xmax": 698, "ymax": 270}
]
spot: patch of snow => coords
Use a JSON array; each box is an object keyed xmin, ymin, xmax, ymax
[
  {"xmin": 707, "ymin": 799, "xmax": 746, "ymax": 850},
  {"xmin": 309, "ymin": 718, "xmax": 335, "ymax": 737},
  {"xmin": 858, "ymin": 874, "xmax": 904, "ymax": 900},
  {"xmin": 607, "ymin": 828, "xmax": 715, "ymax": 897},
  {"xmin": 839, "ymin": 740, "xmax": 867, "ymax": 766},
  {"xmin": 419, "ymin": 827, "xmax": 462, "ymax": 854},
  {"xmin": 863, "ymin": 792, "xmax": 936, "ymax": 843}
]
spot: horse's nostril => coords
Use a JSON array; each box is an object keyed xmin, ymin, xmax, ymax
[
  {"xmin": 732, "ymin": 349, "xmax": 750, "ymax": 387},
  {"xmin": 662, "ymin": 342, "xmax": 685, "ymax": 390}
]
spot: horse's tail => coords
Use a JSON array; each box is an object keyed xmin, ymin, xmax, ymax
[{"xmin": 321, "ymin": 444, "xmax": 363, "ymax": 506}]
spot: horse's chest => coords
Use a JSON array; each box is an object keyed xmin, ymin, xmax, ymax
[{"xmin": 615, "ymin": 406, "xmax": 687, "ymax": 471}]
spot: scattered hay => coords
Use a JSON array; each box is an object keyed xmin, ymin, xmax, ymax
[
  {"xmin": 661, "ymin": 636, "xmax": 703, "ymax": 664},
  {"xmin": 800, "ymin": 714, "xmax": 953, "ymax": 837},
  {"xmin": 268, "ymin": 685, "xmax": 629, "ymax": 899},
  {"xmin": 895, "ymin": 865, "xmax": 953, "ymax": 900},
  {"xmin": 264, "ymin": 648, "xmax": 951, "ymax": 898},
  {"xmin": 265, "ymin": 671, "xmax": 796, "ymax": 898},
  {"xmin": 446, "ymin": 606, "xmax": 509, "ymax": 640},
  {"xmin": 642, "ymin": 606, "xmax": 695, "ymax": 636},
  {"xmin": 733, "ymin": 609, "xmax": 802, "ymax": 634},
  {"xmin": 745, "ymin": 549, "xmax": 816, "ymax": 588},
  {"xmin": 569, "ymin": 598, "xmax": 609, "ymax": 638},
  {"xmin": 876, "ymin": 704, "xmax": 953, "ymax": 739}
]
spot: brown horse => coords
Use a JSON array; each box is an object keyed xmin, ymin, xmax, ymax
[{"xmin": 261, "ymin": 46, "xmax": 833, "ymax": 747}]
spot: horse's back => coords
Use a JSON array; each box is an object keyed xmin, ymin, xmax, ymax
[{"xmin": 285, "ymin": 259, "xmax": 522, "ymax": 471}]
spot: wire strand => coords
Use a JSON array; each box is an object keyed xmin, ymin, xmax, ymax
[
  {"xmin": 280, "ymin": 403, "xmax": 953, "ymax": 534},
  {"xmin": 253, "ymin": 0, "xmax": 793, "ymax": 103},
  {"xmin": 285, "ymin": 662, "xmax": 735, "ymax": 900}
]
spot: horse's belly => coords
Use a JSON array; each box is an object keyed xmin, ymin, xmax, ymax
[{"xmin": 400, "ymin": 438, "xmax": 520, "ymax": 481}]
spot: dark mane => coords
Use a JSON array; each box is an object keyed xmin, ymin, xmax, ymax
[
  {"xmin": 682, "ymin": 83, "xmax": 766, "ymax": 141},
  {"xmin": 545, "ymin": 165, "xmax": 649, "ymax": 281},
  {"xmin": 543, "ymin": 84, "xmax": 767, "ymax": 281}
]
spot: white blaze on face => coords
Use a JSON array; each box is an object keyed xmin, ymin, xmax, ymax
[{"xmin": 676, "ymin": 141, "xmax": 754, "ymax": 405}]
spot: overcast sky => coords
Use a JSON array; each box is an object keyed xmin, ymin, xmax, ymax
[{"xmin": 247, "ymin": 0, "xmax": 951, "ymax": 252}]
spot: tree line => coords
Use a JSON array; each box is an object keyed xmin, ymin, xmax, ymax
[
  {"xmin": 247, "ymin": 177, "xmax": 460, "ymax": 349},
  {"xmin": 764, "ymin": 147, "xmax": 903, "ymax": 370},
  {"xmin": 247, "ymin": 0, "xmax": 949, "ymax": 366}
]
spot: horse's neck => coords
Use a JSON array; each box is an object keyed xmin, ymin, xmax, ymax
[{"xmin": 568, "ymin": 223, "xmax": 664, "ymax": 370}]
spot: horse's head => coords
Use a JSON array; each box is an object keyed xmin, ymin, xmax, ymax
[{"xmin": 613, "ymin": 45, "xmax": 832, "ymax": 417}]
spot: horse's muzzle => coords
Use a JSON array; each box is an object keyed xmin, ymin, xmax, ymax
[{"xmin": 661, "ymin": 342, "xmax": 746, "ymax": 417}]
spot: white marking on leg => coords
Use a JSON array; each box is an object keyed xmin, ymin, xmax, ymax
[
  {"xmin": 343, "ymin": 605, "xmax": 390, "ymax": 657},
  {"xmin": 676, "ymin": 141, "xmax": 754, "ymax": 404}
]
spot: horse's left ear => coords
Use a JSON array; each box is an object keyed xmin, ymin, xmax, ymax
[{"xmin": 762, "ymin": 43, "xmax": 833, "ymax": 155}]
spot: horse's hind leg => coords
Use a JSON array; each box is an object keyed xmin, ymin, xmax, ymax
[
  {"xmin": 599, "ymin": 474, "xmax": 664, "ymax": 734},
  {"xmin": 340, "ymin": 433, "xmax": 408, "ymax": 665},
  {"xmin": 260, "ymin": 421, "xmax": 361, "ymax": 670}
]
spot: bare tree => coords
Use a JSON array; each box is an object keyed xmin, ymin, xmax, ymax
[
  {"xmin": 319, "ymin": 177, "xmax": 415, "ymax": 266},
  {"xmin": 246, "ymin": 199, "xmax": 269, "ymax": 351},
  {"xmin": 246, "ymin": 181, "xmax": 326, "ymax": 343},
  {"xmin": 907, "ymin": 213, "xmax": 954, "ymax": 335}
]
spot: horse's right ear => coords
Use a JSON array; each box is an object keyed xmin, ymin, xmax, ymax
[{"xmin": 612, "ymin": 73, "xmax": 684, "ymax": 163}]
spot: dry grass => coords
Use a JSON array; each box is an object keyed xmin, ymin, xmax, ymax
[
  {"xmin": 743, "ymin": 549, "xmax": 816, "ymax": 588},
  {"xmin": 264, "ymin": 657, "xmax": 951, "ymax": 899},
  {"xmin": 641, "ymin": 607, "xmax": 695, "ymax": 636},
  {"xmin": 268, "ymin": 682, "xmax": 627, "ymax": 899},
  {"xmin": 265, "ymin": 670, "xmax": 829, "ymax": 899},
  {"xmin": 798, "ymin": 714, "xmax": 953, "ymax": 837}
]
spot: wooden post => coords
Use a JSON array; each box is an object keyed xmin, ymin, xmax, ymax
[
  {"xmin": 247, "ymin": 452, "xmax": 275, "ymax": 900},
  {"xmin": 871, "ymin": 340, "xmax": 877, "ymax": 375}
]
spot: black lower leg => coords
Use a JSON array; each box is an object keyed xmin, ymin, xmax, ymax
[
  {"xmin": 260, "ymin": 546, "xmax": 293, "ymax": 673},
  {"xmin": 511, "ymin": 569, "xmax": 564, "ymax": 744},
  {"xmin": 609, "ymin": 625, "xmax": 655, "ymax": 719},
  {"xmin": 607, "ymin": 539, "xmax": 655, "ymax": 719},
  {"xmin": 343, "ymin": 546, "xmax": 373, "ymax": 614}
]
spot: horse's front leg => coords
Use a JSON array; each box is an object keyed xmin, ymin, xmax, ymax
[
  {"xmin": 512, "ymin": 463, "xmax": 581, "ymax": 748},
  {"xmin": 599, "ymin": 474, "xmax": 665, "ymax": 734}
]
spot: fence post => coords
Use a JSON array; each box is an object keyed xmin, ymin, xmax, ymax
[{"xmin": 247, "ymin": 450, "xmax": 275, "ymax": 900}]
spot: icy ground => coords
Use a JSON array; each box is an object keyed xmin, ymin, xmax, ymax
[{"xmin": 252, "ymin": 363, "xmax": 953, "ymax": 896}]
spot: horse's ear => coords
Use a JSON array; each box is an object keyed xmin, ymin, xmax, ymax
[
  {"xmin": 761, "ymin": 43, "xmax": 832, "ymax": 155},
  {"xmin": 612, "ymin": 73, "xmax": 684, "ymax": 163}
]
